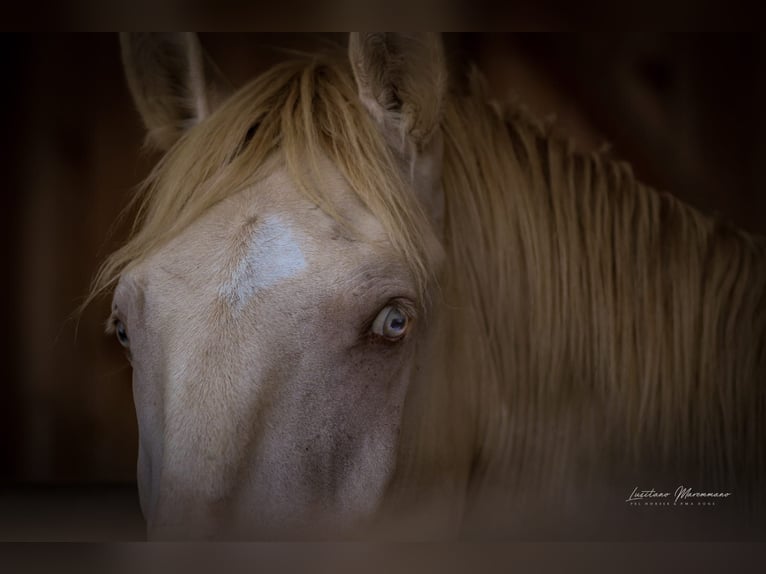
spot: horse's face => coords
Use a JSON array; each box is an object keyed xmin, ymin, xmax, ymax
[
  {"xmin": 114, "ymin": 33, "xmax": 447, "ymax": 539},
  {"xmin": 114, "ymin": 157, "xmax": 425, "ymax": 538}
]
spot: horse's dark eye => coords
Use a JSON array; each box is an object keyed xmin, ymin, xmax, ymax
[
  {"xmin": 115, "ymin": 320, "xmax": 130, "ymax": 348},
  {"xmin": 371, "ymin": 305, "xmax": 409, "ymax": 341}
]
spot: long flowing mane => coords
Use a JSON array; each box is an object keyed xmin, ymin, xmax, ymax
[
  {"xmin": 87, "ymin": 56, "xmax": 436, "ymax": 307},
  {"xmin": 92, "ymin": 53, "xmax": 766, "ymax": 526},
  {"xmin": 398, "ymin": 70, "xmax": 766, "ymax": 523}
]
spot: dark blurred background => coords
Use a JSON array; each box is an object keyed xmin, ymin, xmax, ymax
[{"xmin": 0, "ymin": 33, "xmax": 764, "ymax": 539}]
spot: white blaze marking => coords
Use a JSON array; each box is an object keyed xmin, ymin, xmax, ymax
[{"xmin": 219, "ymin": 215, "xmax": 307, "ymax": 310}]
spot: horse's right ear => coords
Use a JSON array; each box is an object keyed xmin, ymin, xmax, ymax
[
  {"xmin": 349, "ymin": 33, "xmax": 448, "ymax": 229},
  {"xmin": 348, "ymin": 33, "xmax": 446, "ymax": 154},
  {"xmin": 120, "ymin": 33, "xmax": 230, "ymax": 151}
]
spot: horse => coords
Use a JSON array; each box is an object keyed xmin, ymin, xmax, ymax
[{"xmin": 88, "ymin": 33, "xmax": 766, "ymax": 539}]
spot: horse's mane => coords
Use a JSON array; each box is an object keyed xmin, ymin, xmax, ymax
[
  {"xmin": 87, "ymin": 55, "xmax": 436, "ymax": 308},
  {"xmin": 90, "ymin": 54, "xmax": 766, "ymax": 518},
  {"xmin": 395, "ymin": 69, "xmax": 766, "ymax": 521}
]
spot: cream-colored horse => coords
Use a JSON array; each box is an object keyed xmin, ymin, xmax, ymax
[{"xmin": 93, "ymin": 33, "xmax": 765, "ymax": 539}]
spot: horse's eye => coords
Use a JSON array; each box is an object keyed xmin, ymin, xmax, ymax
[
  {"xmin": 371, "ymin": 305, "xmax": 409, "ymax": 340},
  {"xmin": 114, "ymin": 320, "xmax": 130, "ymax": 348}
]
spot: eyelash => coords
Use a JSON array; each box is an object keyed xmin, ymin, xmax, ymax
[{"xmin": 106, "ymin": 314, "xmax": 120, "ymax": 335}]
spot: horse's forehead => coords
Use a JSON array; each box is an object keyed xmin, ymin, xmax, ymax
[
  {"xmin": 217, "ymin": 213, "xmax": 308, "ymax": 311},
  {"xmin": 133, "ymin": 163, "xmax": 389, "ymax": 301}
]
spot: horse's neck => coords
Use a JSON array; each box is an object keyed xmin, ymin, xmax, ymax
[
  {"xmin": 448, "ymin": 100, "xmax": 765, "ymax": 513},
  {"xmin": 390, "ymin": 95, "xmax": 766, "ymax": 533}
]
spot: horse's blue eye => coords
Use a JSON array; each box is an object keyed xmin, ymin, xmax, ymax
[
  {"xmin": 371, "ymin": 305, "xmax": 409, "ymax": 340},
  {"xmin": 115, "ymin": 320, "xmax": 130, "ymax": 347}
]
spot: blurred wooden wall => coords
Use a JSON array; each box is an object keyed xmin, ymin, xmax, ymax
[{"xmin": 1, "ymin": 33, "xmax": 763, "ymax": 484}]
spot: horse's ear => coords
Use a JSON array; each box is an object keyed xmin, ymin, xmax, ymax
[
  {"xmin": 348, "ymin": 33, "xmax": 447, "ymax": 227},
  {"xmin": 120, "ymin": 33, "xmax": 230, "ymax": 151}
]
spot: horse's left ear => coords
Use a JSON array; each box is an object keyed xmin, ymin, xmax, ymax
[
  {"xmin": 349, "ymin": 33, "xmax": 447, "ymax": 227},
  {"xmin": 120, "ymin": 33, "xmax": 231, "ymax": 151}
]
